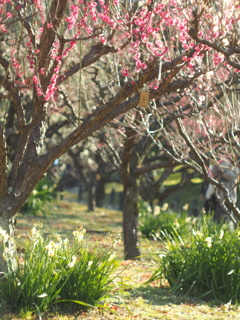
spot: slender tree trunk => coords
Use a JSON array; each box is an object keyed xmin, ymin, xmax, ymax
[
  {"xmin": 87, "ymin": 181, "xmax": 96, "ymax": 211},
  {"xmin": 95, "ymin": 177, "xmax": 105, "ymax": 208},
  {"xmin": 121, "ymin": 123, "xmax": 141, "ymax": 260},
  {"xmin": 122, "ymin": 181, "xmax": 141, "ymax": 260}
]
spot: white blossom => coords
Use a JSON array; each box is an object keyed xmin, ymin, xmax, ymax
[{"xmin": 68, "ymin": 255, "xmax": 77, "ymax": 268}]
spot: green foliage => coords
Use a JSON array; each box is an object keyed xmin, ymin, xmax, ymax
[
  {"xmin": 20, "ymin": 178, "xmax": 57, "ymax": 216},
  {"xmin": 150, "ymin": 216, "xmax": 240, "ymax": 303},
  {"xmin": 139, "ymin": 202, "xmax": 193, "ymax": 240},
  {"xmin": 0, "ymin": 224, "xmax": 120, "ymax": 314}
]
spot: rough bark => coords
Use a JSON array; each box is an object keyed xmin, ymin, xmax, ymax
[
  {"xmin": 0, "ymin": 129, "xmax": 7, "ymax": 199},
  {"xmin": 0, "ymin": 215, "xmax": 17, "ymax": 275}
]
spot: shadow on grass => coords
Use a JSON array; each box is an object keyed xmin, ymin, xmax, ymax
[{"xmin": 129, "ymin": 285, "xmax": 223, "ymax": 308}]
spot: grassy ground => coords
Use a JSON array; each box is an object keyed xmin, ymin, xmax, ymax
[{"xmin": 2, "ymin": 190, "xmax": 240, "ymax": 320}]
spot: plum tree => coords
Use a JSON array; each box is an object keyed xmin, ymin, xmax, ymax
[{"xmin": 0, "ymin": 0, "xmax": 239, "ymax": 267}]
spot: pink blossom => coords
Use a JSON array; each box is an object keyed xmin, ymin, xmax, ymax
[
  {"xmin": 187, "ymin": 62, "xmax": 194, "ymax": 68},
  {"xmin": 136, "ymin": 60, "xmax": 147, "ymax": 71},
  {"xmin": 45, "ymin": 86, "xmax": 57, "ymax": 101},
  {"xmin": 98, "ymin": 13, "xmax": 115, "ymax": 27},
  {"xmin": 99, "ymin": 35, "xmax": 107, "ymax": 44},
  {"xmin": 32, "ymin": 75, "xmax": 38, "ymax": 84},
  {"xmin": 141, "ymin": 33, "xmax": 148, "ymax": 42},
  {"xmin": 65, "ymin": 5, "xmax": 79, "ymax": 30},
  {"xmin": 134, "ymin": 53, "xmax": 141, "ymax": 60},
  {"xmin": 182, "ymin": 56, "xmax": 190, "ymax": 62},
  {"xmin": 89, "ymin": 1, "xmax": 98, "ymax": 22},
  {"xmin": 213, "ymin": 52, "xmax": 224, "ymax": 65},
  {"xmin": 45, "ymin": 63, "xmax": 61, "ymax": 101},
  {"xmin": 149, "ymin": 79, "xmax": 159, "ymax": 90},
  {"xmin": 50, "ymin": 41, "xmax": 60, "ymax": 59},
  {"xmin": 32, "ymin": 75, "xmax": 43, "ymax": 96},
  {"xmin": 155, "ymin": 4, "xmax": 165, "ymax": 14},
  {"xmin": 0, "ymin": 25, "xmax": 7, "ymax": 33},
  {"xmin": 122, "ymin": 67, "xmax": 130, "ymax": 77},
  {"xmin": 62, "ymin": 41, "xmax": 76, "ymax": 58},
  {"xmin": 12, "ymin": 59, "xmax": 20, "ymax": 69},
  {"xmin": 36, "ymin": 87, "xmax": 43, "ymax": 97}
]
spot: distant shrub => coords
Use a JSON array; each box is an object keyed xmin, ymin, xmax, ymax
[
  {"xmin": 20, "ymin": 178, "xmax": 57, "ymax": 216},
  {"xmin": 0, "ymin": 224, "xmax": 120, "ymax": 314},
  {"xmin": 150, "ymin": 216, "xmax": 240, "ymax": 303},
  {"xmin": 139, "ymin": 202, "xmax": 193, "ymax": 240}
]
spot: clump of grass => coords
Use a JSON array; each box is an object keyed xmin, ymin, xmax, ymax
[
  {"xmin": 150, "ymin": 216, "xmax": 240, "ymax": 303},
  {"xmin": 0, "ymin": 223, "xmax": 120, "ymax": 314},
  {"xmin": 20, "ymin": 178, "xmax": 57, "ymax": 216},
  {"xmin": 139, "ymin": 204, "xmax": 193, "ymax": 240}
]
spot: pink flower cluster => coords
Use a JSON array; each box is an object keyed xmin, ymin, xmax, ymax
[
  {"xmin": 213, "ymin": 52, "xmax": 224, "ymax": 66},
  {"xmin": 32, "ymin": 75, "xmax": 43, "ymax": 97},
  {"xmin": 65, "ymin": 5, "xmax": 79, "ymax": 30},
  {"xmin": 122, "ymin": 67, "xmax": 130, "ymax": 77},
  {"xmin": 89, "ymin": 1, "xmax": 98, "ymax": 22},
  {"xmin": 45, "ymin": 65, "xmax": 60, "ymax": 101},
  {"xmin": 135, "ymin": 59, "xmax": 147, "ymax": 72},
  {"xmin": 1, "ymin": 0, "xmax": 239, "ymax": 105}
]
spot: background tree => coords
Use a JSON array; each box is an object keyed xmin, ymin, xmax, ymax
[
  {"xmin": 68, "ymin": 136, "xmax": 116, "ymax": 211},
  {"xmin": 97, "ymin": 114, "xmax": 197, "ymax": 259}
]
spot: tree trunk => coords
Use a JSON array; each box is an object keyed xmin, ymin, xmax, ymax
[
  {"xmin": 87, "ymin": 181, "xmax": 96, "ymax": 212},
  {"xmin": 123, "ymin": 182, "xmax": 141, "ymax": 260},
  {"xmin": 95, "ymin": 177, "xmax": 105, "ymax": 208},
  {"xmin": 77, "ymin": 182, "xmax": 83, "ymax": 201},
  {"xmin": 121, "ymin": 123, "xmax": 141, "ymax": 260},
  {"xmin": 0, "ymin": 215, "xmax": 17, "ymax": 275}
]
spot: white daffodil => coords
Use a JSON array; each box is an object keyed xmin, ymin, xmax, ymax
[
  {"xmin": 219, "ymin": 229, "xmax": 224, "ymax": 240},
  {"xmin": 68, "ymin": 255, "xmax": 77, "ymax": 268},
  {"xmin": 0, "ymin": 228, "xmax": 9, "ymax": 243},
  {"xmin": 73, "ymin": 229, "xmax": 86, "ymax": 242},
  {"xmin": 45, "ymin": 240, "xmax": 60, "ymax": 257},
  {"xmin": 205, "ymin": 237, "xmax": 213, "ymax": 248}
]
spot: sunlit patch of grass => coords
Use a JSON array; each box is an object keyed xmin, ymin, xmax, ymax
[
  {"xmin": 163, "ymin": 172, "xmax": 182, "ymax": 186},
  {"xmin": 105, "ymin": 182, "xmax": 124, "ymax": 194}
]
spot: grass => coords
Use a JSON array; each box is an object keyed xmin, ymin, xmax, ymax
[
  {"xmin": 149, "ymin": 216, "xmax": 240, "ymax": 303},
  {"xmin": 0, "ymin": 225, "xmax": 120, "ymax": 315},
  {"xmin": 1, "ymin": 189, "xmax": 240, "ymax": 319}
]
